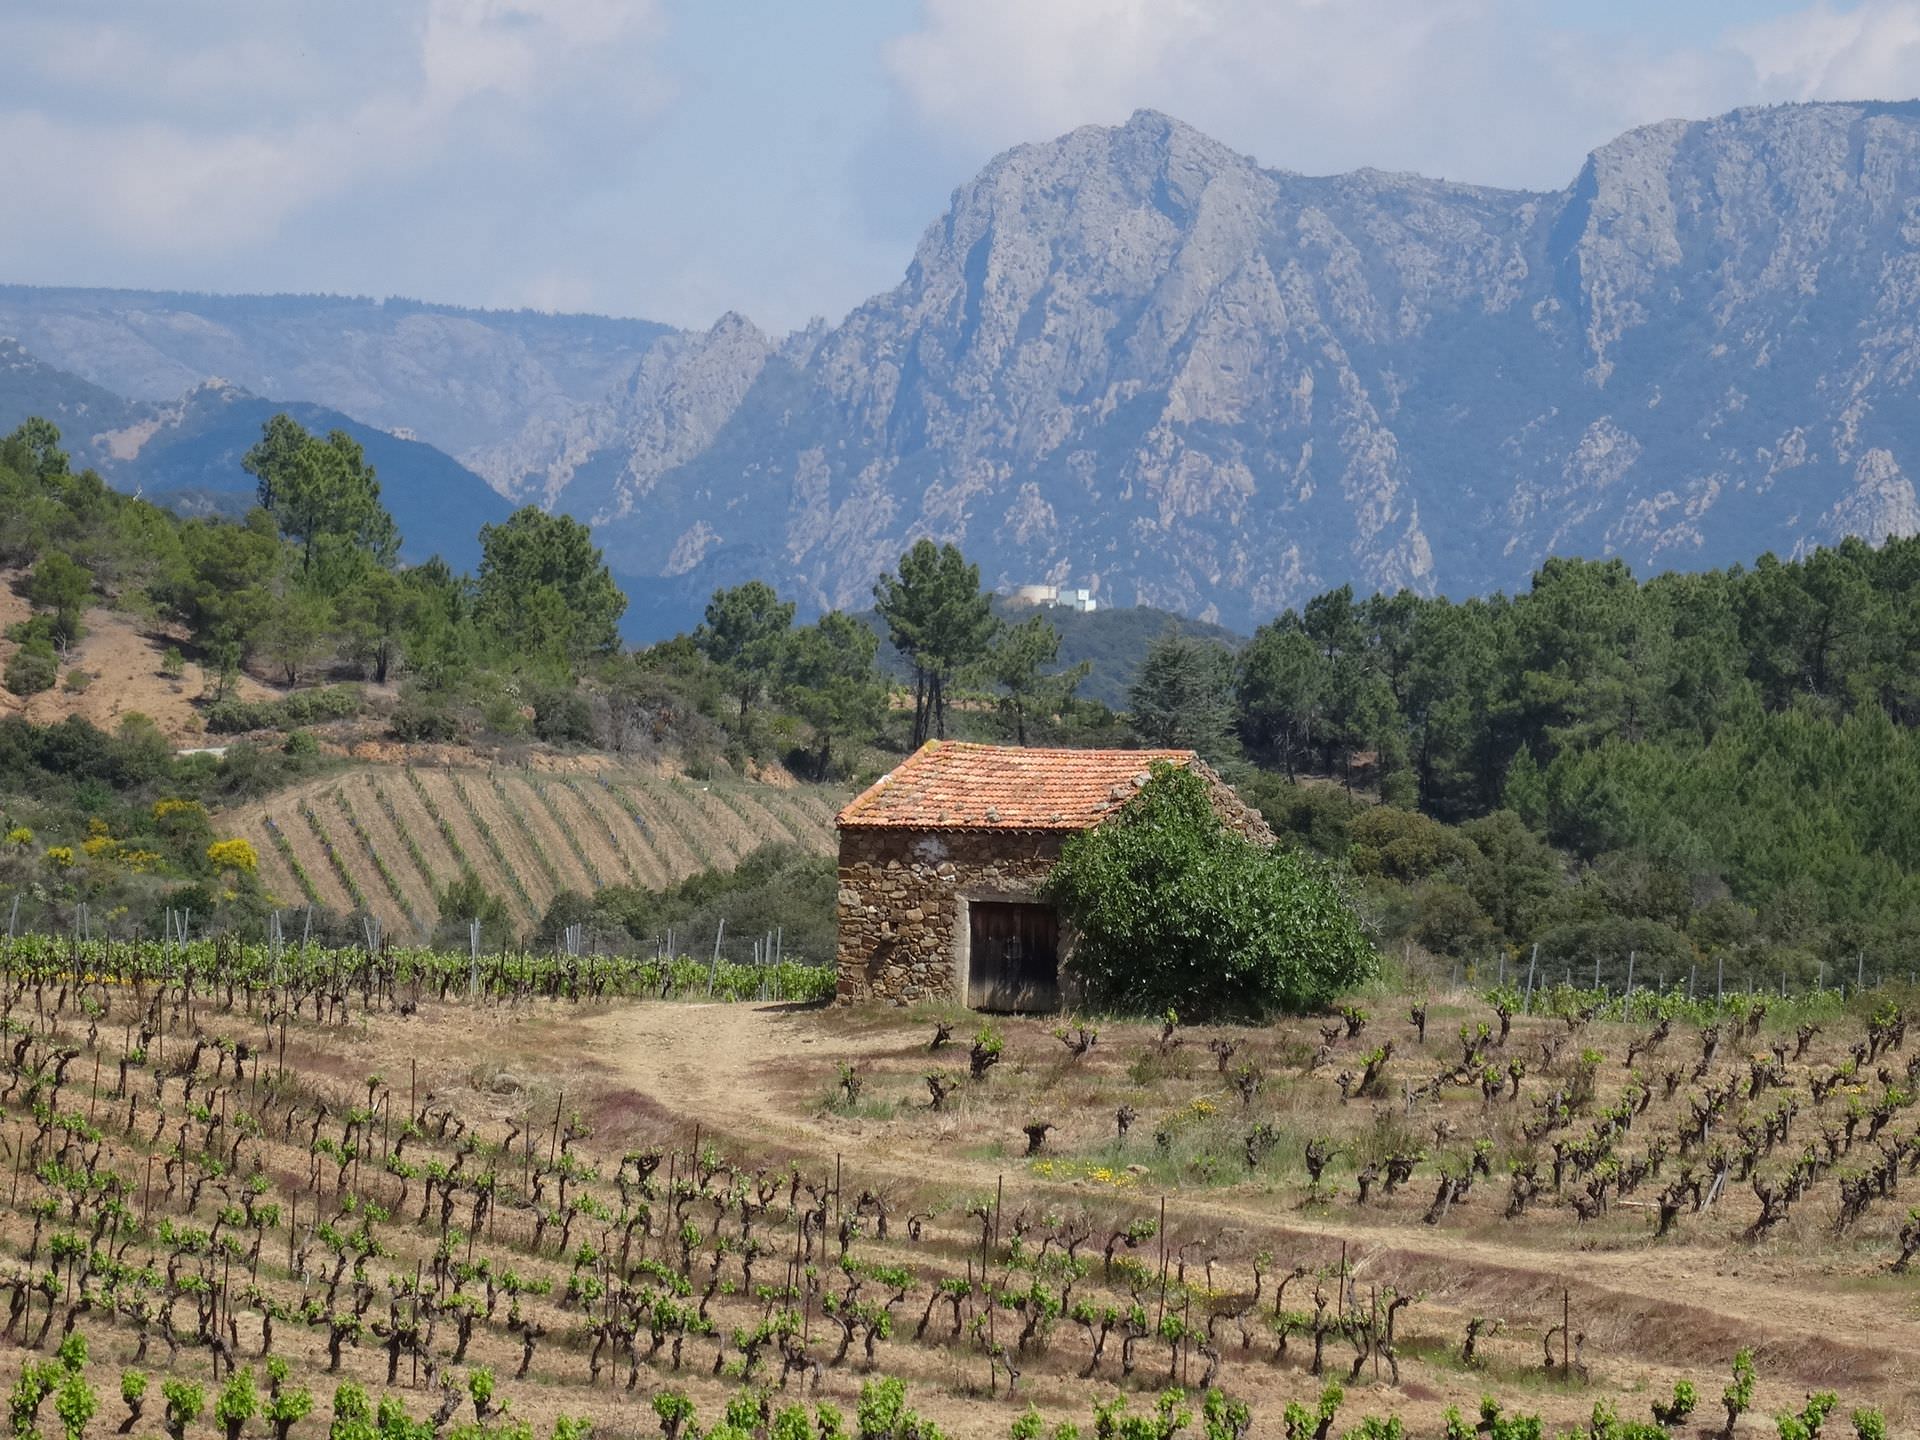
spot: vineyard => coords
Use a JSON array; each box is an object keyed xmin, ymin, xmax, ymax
[
  {"xmin": 0, "ymin": 933, "xmax": 1908, "ymax": 1440},
  {"xmin": 221, "ymin": 766, "xmax": 840, "ymax": 938}
]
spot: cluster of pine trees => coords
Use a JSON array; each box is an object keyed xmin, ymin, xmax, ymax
[{"xmin": 1198, "ymin": 546, "xmax": 1920, "ymax": 985}]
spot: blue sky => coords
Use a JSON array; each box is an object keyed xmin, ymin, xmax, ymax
[{"xmin": 0, "ymin": 0, "xmax": 1916, "ymax": 332}]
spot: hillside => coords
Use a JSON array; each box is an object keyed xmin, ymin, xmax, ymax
[
  {"xmin": 222, "ymin": 763, "xmax": 840, "ymax": 941},
  {"xmin": 0, "ymin": 581, "xmax": 284, "ymax": 741}
]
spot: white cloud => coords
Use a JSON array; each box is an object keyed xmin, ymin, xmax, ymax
[
  {"xmin": 884, "ymin": 0, "xmax": 1920, "ymax": 190},
  {"xmin": 1731, "ymin": 0, "xmax": 1920, "ymax": 99},
  {"xmin": 420, "ymin": 0, "xmax": 665, "ymax": 110},
  {"xmin": 0, "ymin": 3, "xmax": 667, "ymax": 271}
]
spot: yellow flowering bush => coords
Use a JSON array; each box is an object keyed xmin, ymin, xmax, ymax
[
  {"xmin": 44, "ymin": 846, "xmax": 75, "ymax": 868},
  {"xmin": 4, "ymin": 827, "xmax": 30, "ymax": 849},
  {"xmin": 207, "ymin": 838, "xmax": 259, "ymax": 876}
]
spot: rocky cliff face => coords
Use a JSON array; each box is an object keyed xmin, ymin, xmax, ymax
[
  {"xmin": 570, "ymin": 102, "xmax": 1920, "ymax": 627},
  {"xmin": 11, "ymin": 102, "xmax": 1920, "ymax": 632}
]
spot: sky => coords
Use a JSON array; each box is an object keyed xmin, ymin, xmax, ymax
[{"xmin": 0, "ymin": 0, "xmax": 1918, "ymax": 333}]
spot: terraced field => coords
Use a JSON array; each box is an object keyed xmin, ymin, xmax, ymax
[{"xmin": 221, "ymin": 762, "xmax": 842, "ymax": 938}]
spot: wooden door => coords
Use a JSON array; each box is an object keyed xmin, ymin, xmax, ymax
[{"xmin": 967, "ymin": 901, "xmax": 1060, "ymax": 1012}]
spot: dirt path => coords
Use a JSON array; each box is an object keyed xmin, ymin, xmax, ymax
[{"xmin": 576, "ymin": 1002, "xmax": 1919, "ymax": 1401}]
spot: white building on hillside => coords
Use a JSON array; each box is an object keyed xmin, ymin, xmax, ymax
[{"xmin": 1007, "ymin": 583, "xmax": 1097, "ymax": 613}]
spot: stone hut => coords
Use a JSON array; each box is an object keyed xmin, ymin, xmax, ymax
[{"xmin": 834, "ymin": 741, "xmax": 1272, "ymax": 1009}]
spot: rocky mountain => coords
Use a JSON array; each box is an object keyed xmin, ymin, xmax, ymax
[
  {"xmin": 561, "ymin": 101, "xmax": 1920, "ymax": 629},
  {"xmin": 9, "ymin": 102, "xmax": 1920, "ymax": 634}
]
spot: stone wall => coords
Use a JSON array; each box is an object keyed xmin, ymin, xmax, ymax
[{"xmin": 834, "ymin": 829, "xmax": 1065, "ymax": 1005}]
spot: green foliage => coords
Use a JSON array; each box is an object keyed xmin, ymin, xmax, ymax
[
  {"xmin": 437, "ymin": 870, "xmax": 516, "ymax": 950},
  {"xmin": 245, "ymin": 415, "xmax": 398, "ymax": 576},
  {"xmin": 1650, "ymin": 1380, "xmax": 1696, "ymax": 1429},
  {"xmin": 1281, "ymin": 1383, "xmax": 1342, "ymax": 1440},
  {"xmin": 266, "ymin": 1380, "xmax": 314, "ymax": 1440},
  {"xmin": 1585, "ymin": 1400, "xmax": 1665, "ymax": 1440},
  {"xmin": 1722, "ymin": 1349, "xmax": 1757, "ymax": 1435},
  {"xmin": 11, "ymin": 1362, "xmax": 57, "ymax": 1440},
  {"xmin": 1046, "ymin": 764, "xmax": 1375, "ymax": 1016},
  {"xmin": 780, "ymin": 612, "xmax": 886, "ymax": 779},
  {"xmin": 653, "ymin": 1389, "xmax": 696, "ymax": 1440},
  {"xmin": 986, "ymin": 614, "xmax": 1088, "ymax": 747},
  {"xmin": 214, "ymin": 1369, "xmax": 258, "ymax": 1440},
  {"xmin": 875, "ymin": 539, "xmax": 997, "ymax": 747},
  {"xmin": 1091, "ymin": 1390, "xmax": 1189, "ymax": 1440},
  {"xmin": 160, "ymin": 1379, "xmax": 204, "ymax": 1440},
  {"xmin": 856, "ymin": 1378, "xmax": 907, "ymax": 1440},
  {"xmin": 1129, "ymin": 631, "xmax": 1235, "ymax": 758},
  {"xmin": 1471, "ymin": 1398, "xmax": 1542, "ymax": 1440},
  {"xmin": 1775, "ymin": 1393, "xmax": 1838, "ymax": 1440},
  {"xmin": 26, "ymin": 550, "xmax": 90, "ymax": 647},
  {"xmin": 52, "ymin": 1357, "xmax": 95, "ymax": 1440},
  {"xmin": 204, "ymin": 684, "xmax": 364, "ymax": 735},
  {"xmin": 3, "ymin": 644, "xmax": 57, "ymax": 698},
  {"xmin": 543, "ymin": 842, "xmax": 837, "ymax": 964},
  {"xmin": 475, "ymin": 507, "xmax": 625, "ymax": 661},
  {"xmin": 1199, "ymin": 1391, "xmax": 1250, "ymax": 1440},
  {"xmin": 699, "ymin": 582, "xmax": 797, "ymax": 720}
]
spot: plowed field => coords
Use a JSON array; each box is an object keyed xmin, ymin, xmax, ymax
[{"xmin": 222, "ymin": 762, "xmax": 840, "ymax": 938}]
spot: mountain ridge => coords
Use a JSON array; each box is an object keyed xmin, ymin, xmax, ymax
[{"xmin": 9, "ymin": 101, "xmax": 1920, "ymax": 632}]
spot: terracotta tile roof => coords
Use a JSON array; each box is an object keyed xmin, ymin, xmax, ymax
[{"xmin": 836, "ymin": 741, "xmax": 1198, "ymax": 832}]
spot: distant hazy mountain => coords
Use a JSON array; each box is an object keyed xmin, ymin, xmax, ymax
[
  {"xmin": 0, "ymin": 338, "xmax": 511, "ymax": 572},
  {"xmin": 10, "ymin": 101, "xmax": 1920, "ymax": 633},
  {"xmin": 0, "ymin": 287, "xmax": 673, "ymax": 467}
]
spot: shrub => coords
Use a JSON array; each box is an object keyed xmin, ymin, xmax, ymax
[
  {"xmin": 214, "ymin": 1369, "xmax": 258, "ymax": 1440},
  {"xmin": 390, "ymin": 698, "xmax": 458, "ymax": 743},
  {"xmin": 533, "ymin": 687, "xmax": 597, "ymax": 745},
  {"xmin": 4, "ymin": 643, "xmax": 58, "ymax": 697},
  {"xmin": 1046, "ymin": 763, "xmax": 1376, "ymax": 1016},
  {"xmin": 62, "ymin": 668, "xmax": 91, "ymax": 693},
  {"xmin": 207, "ymin": 838, "xmax": 259, "ymax": 876},
  {"xmin": 205, "ymin": 685, "xmax": 362, "ymax": 734}
]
